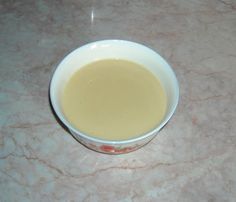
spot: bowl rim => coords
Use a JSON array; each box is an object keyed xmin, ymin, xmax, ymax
[{"xmin": 49, "ymin": 39, "xmax": 179, "ymax": 145}]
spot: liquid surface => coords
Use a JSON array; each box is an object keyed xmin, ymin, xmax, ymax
[{"xmin": 61, "ymin": 59, "xmax": 167, "ymax": 141}]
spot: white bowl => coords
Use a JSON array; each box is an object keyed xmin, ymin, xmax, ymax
[{"xmin": 50, "ymin": 40, "xmax": 179, "ymax": 154}]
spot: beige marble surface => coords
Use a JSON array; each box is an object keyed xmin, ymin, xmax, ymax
[{"xmin": 1, "ymin": 0, "xmax": 236, "ymax": 201}]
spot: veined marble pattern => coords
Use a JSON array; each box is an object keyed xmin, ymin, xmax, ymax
[{"xmin": 0, "ymin": 0, "xmax": 236, "ymax": 201}]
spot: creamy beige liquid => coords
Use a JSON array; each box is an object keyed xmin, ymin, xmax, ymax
[{"xmin": 61, "ymin": 59, "xmax": 167, "ymax": 141}]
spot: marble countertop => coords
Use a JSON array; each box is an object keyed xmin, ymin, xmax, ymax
[{"xmin": 1, "ymin": 0, "xmax": 236, "ymax": 201}]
